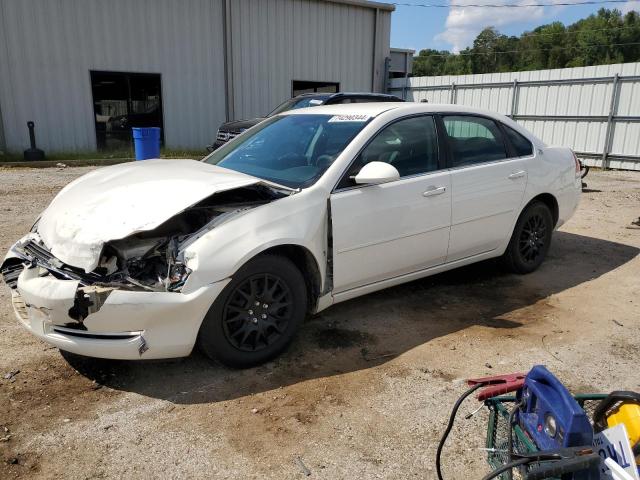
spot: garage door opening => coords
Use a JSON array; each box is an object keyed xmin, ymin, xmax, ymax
[
  {"xmin": 292, "ymin": 80, "xmax": 340, "ymax": 97},
  {"xmin": 90, "ymin": 71, "xmax": 163, "ymax": 151}
]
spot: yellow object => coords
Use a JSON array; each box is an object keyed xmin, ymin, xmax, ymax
[{"xmin": 606, "ymin": 401, "xmax": 640, "ymax": 464}]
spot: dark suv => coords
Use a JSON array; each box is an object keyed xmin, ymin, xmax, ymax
[{"xmin": 208, "ymin": 92, "xmax": 403, "ymax": 150}]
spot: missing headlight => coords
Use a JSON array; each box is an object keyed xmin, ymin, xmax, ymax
[{"xmin": 166, "ymin": 262, "xmax": 191, "ymax": 291}]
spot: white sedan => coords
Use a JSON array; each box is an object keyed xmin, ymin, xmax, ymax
[{"xmin": 1, "ymin": 103, "xmax": 581, "ymax": 367}]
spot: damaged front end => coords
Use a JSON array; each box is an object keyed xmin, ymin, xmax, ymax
[
  {"xmin": 1, "ymin": 159, "xmax": 301, "ymax": 359},
  {"xmin": 2, "ymin": 185, "xmax": 285, "ymax": 323}
]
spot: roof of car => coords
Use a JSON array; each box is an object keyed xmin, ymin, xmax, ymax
[
  {"xmin": 294, "ymin": 93, "xmax": 333, "ymax": 99},
  {"xmin": 284, "ymin": 102, "xmax": 402, "ymax": 117},
  {"xmin": 282, "ymin": 102, "xmax": 543, "ymax": 142},
  {"xmin": 295, "ymin": 92, "xmax": 401, "ymax": 100},
  {"xmin": 283, "ymin": 102, "xmax": 510, "ymax": 118}
]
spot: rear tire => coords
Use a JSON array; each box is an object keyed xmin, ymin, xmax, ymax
[
  {"xmin": 501, "ymin": 201, "xmax": 553, "ymax": 274},
  {"xmin": 197, "ymin": 254, "xmax": 307, "ymax": 368}
]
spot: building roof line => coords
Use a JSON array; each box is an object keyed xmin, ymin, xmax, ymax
[
  {"xmin": 322, "ymin": 0, "xmax": 395, "ymax": 12},
  {"xmin": 391, "ymin": 47, "xmax": 416, "ymax": 53}
]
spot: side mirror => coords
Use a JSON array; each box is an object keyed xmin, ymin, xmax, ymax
[{"xmin": 354, "ymin": 161, "xmax": 400, "ymax": 185}]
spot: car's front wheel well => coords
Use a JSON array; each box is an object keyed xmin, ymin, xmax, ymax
[
  {"xmin": 257, "ymin": 245, "xmax": 321, "ymax": 315},
  {"xmin": 527, "ymin": 193, "xmax": 559, "ymax": 227}
]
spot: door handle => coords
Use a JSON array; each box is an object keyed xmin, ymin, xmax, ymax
[
  {"xmin": 423, "ymin": 186, "xmax": 446, "ymax": 197},
  {"xmin": 508, "ymin": 170, "xmax": 526, "ymax": 179}
]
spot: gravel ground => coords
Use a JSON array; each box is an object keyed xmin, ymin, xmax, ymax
[{"xmin": 0, "ymin": 165, "xmax": 638, "ymax": 479}]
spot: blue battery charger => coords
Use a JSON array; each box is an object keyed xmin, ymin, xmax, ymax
[{"xmin": 517, "ymin": 365, "xmax": 594, "ymax": 451}]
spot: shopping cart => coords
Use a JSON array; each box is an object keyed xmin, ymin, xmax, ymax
[
  {"xmin": 485, "ymin": 394, "xmax": 607, "ymax": 480},
  {"xmin": 437, "ymin": 368, "xmax": 640, "ymax": 480}
]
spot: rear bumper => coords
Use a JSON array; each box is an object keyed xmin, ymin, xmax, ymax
[
  {"xmin": 11, "ymin": 266, "xmax": 229, "ymax": 360},
  {"xmin": 556, "ymin": 177, "xmax": 582, "ymax": 229}
]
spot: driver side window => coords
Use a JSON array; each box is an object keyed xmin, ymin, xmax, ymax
[{"xmin": 337, "ymin": 115, "xmax": 439, "ymax": 189}]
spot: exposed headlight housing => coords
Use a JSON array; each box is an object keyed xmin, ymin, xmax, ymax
[{"xmin": 166, "ymin": 262, "xmax": 191, "ymax": 292}]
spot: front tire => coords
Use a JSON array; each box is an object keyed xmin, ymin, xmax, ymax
[
  {"xmin": 197, "ymin": 254, "xmax": 307, "ymax": 368},
  {"xmin": 501, "ymin": 201, "xmax": 553, "ymax": 274}
]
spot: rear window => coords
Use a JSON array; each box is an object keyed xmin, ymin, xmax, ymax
[
  {"xmin": 442, "ymin": 115, "xmax": 507, "ymax": 167},
  {"xmin": 503, "ymin": 125, "xmax": 533, "ymax": 157}
]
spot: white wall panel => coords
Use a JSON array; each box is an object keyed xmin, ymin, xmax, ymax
[
  {"xmin": 616, "ymin": 81, "xmax": 640, "ymax": 116},
  {"xmin": 455, "ymin": 86, "xmax": 512, "ymax": 115},
  {"xmin": 610, "ymin": 122, "xmax": 640, "ymax": 155},
  {"xmin": 517, "ymin": 82, "xmax": 612, "ymax": 116}
]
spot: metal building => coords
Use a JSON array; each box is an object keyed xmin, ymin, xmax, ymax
[
  {"xmin": 0, "ymin": 0, "xmax": 393, "ymax": 154},
  {"xmin": 388, "ymin": 48, "xmax": 414, "ymax": 79}
]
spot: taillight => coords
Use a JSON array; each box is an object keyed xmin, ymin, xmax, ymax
[{"xmin": 572, "ymin": 151, "xmax": 581, "ymax": 176}]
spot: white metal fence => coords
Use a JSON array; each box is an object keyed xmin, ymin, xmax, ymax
[{"xmin": 389, "ymin": 62, "xmax": 640, "ymax": 171}]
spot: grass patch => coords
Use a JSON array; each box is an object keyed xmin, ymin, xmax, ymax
[
  {"xmin": 161, "ymin": 148, "xmax": 208, "ymax": 159},
  {"xmin": 0, "ymin": 147, "xmax": 208, "ymax": 164}
]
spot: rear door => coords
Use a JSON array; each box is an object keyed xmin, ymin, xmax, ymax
[{"xmin": 441, "ymin": 115, "xmax": 530, "ymax": 262}]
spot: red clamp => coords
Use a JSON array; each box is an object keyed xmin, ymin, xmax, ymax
[{"xmin": 467, "ymin": 372, "xmax": 527, "ymax": 401}]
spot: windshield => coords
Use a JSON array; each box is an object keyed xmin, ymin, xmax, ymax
[
  {"xmin": 267, "ymin": 96, "xmax": 327, "ymax": 116},
  {"xmin": 203, "ymin": 114, "xmax": 370, "ymax": 188}
]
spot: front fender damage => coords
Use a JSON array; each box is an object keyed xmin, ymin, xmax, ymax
[
  {"xmin": 1, "ymin": 185, "xmax": 289, "ymax": 351},
  {"xmin": 16, "ymin": 267, "xmax": 79, "ymax": 325}
]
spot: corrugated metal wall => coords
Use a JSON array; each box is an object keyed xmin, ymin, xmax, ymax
[
  {"xmin": 389, "ymin": 62, "xmax": 640, "ymax": 170},
  {"xmin": 0, "ymin": 0, "xmax": 391, "ymax": 153},
  {"xmin": 375, "ymin": 7, "xmax": 392, "ymax": 90},
  {"xmin": 228, "ymin": 0, "xmax": 390, "ymax": 121},
  {"xmin": 0, "ymin": 0, "xmax": 228, "ymax": 153}
]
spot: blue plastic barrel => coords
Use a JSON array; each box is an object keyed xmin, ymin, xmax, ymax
[{"xmin": 132, "ymin": 127, "xmax": 161, "ymax": 160}]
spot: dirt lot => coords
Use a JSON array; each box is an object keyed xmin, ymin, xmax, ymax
[{"xmin": 0, "ymin": 165, "xmax": 638, "ymax": 479}]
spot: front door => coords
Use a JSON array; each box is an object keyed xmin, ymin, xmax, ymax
[
  {"xmin": 330, "ymin": 115, "xmax": 451, "ymax": 293},
  {"xmin": 441, "ymin": 115, "xmax": 529, "ymax": 262}
]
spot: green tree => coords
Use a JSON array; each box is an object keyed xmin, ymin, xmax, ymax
[
  {"xmin": 566, "ymin": 9, "xmax": 624, "ymax": 67},
  {"xmin": 471, "ymin": 28, "xmax": 518, "ymax": 73},
  {"xmin": 620, "ymin": 10, "xmax": 640, "ymax": 62},
  {"xmin": 442, "ymin": 50, "xmax": 473, "ymax": 74},
  {"xmin": 413, "ymin": 49, "xmax": 451, "ymax": 76},
  {"xmin": 517, "ymin": 22, "xmax": 568, "ymax": 71},
  {"xmin": 413, "ymin": 48, "xmax": 474, "ymax": 76},
  {"xmin": 410, "ymin": 8, "xmax": 640, "ymax": 77}
]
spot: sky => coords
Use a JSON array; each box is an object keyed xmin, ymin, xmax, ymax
[{"xmin": 390, "ymin": 0, "xmax": 640, "ymax": 53}]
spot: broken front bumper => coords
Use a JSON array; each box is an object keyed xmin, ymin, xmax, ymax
[{"xmin": 10, "ymin": 265, "xmax": 229, "ymax": 360}]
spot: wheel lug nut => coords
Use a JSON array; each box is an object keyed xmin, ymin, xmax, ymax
[
  {"xmin": 255, "ymin": 301, "xmax": 260, "ymax": 306},
  {"xmin": 263, "ymin": 303, "xmax": 268, "ymax": 309},
  {"xmin": 261, "ymin": 314, "xmax": 267, "ymax": 319},
  {"xmin": 252, "ymin": 318, "xmax": 258, "ymax": 324},
  {"xmin": 248, "ymin": 309, "xmax": 253, "ymax": 315}
]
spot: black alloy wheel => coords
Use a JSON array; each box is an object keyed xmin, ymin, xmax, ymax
[
  {"xmin": 501, "ymin": 201, "xmax": 553, "ymax": 274},
  {"xmin": 198, "ymin": 254, "xmax": 307, "ymax": 368},
  {"xmin": 518, "ymin": 213, "xmax": 548, "ymax": 265},
  {"xmin": 222, "ymin": 273, "xmax": 293, "ymax": 352}
]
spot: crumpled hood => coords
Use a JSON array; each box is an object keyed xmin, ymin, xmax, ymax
[{"xmin": 37, "ymin": 159, "xmax": 266, "ymax": 273}]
